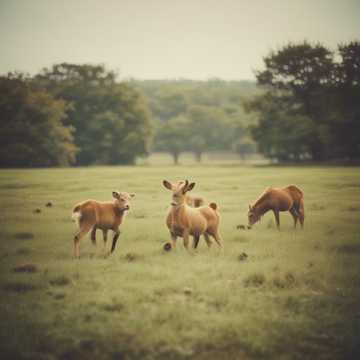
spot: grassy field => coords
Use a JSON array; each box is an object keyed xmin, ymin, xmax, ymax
[{"xmin": 0, "ymin": 165, "xmax": 360, "ymax": 360}]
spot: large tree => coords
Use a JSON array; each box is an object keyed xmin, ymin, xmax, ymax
[
  {"xmin": 35, "ymin": 63, "xmax": 152, "ymax": 165},
  {"xmin": 334, "ymin": 41, "xmax": 360, "ymax": 159},
  {"xmin": 248, "ymin": 41, "xmax": 360, "ymax": 162},
  {"xmin": 255, "ymin": 42, "xmax": 335, "ymax": 160},
  {"xmin": 0, "ymin": 74, "xmax": 76, "ymax": 167}
]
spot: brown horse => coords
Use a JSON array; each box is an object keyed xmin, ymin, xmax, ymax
[{"xmin": 248, "ymin": 185, "xmax": 304, "ymax": 229}]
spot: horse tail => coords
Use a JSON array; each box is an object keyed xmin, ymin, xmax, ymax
[
  {"xmin": 288, "ymin": 185, "xmax": 304, "ymax": 199},
  {"xmin": 209, "ymin": 202, "xmax": 218, "ymax": 211}
]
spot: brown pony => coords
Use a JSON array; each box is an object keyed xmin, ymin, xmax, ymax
[
  {"xmin": 248, "ymin": 185, "xmax": 304, "ymax": 229},
  {"xmin": 163, "ymin": 180, "xmax": 223, "ymax": 250}
]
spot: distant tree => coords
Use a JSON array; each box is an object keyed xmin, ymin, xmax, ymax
[
  {"xmin": 187, "ymin": 105, "xmax": 231, "ymax": 162},
  {"xmin": 245, "ymin": 92, "xmax": 315, "ymax": 161},
  {"xmin": 0, "ymin": 74, "xmax": 76, "ymax": 167},
  {"xmin": 233, "ymin": 137, "xmax": 257, "ymax": 161},
  {"xmin": 154, "ymin": 116, "xmax": 190, "ymax": 164},
  {"xmin": 255, "ymin": 42, "xmax": 335, "ymax": 160},
  {"xmin": 334, "ymin": 41, "xmax": 360, "ymax": 159},
  {"xmin": 133, "ymin": 79, "xmax": 259, "ymax": 158},
  {"xmin": 35, "ymin": 63, "xmax": 152, "ymax": 165}
]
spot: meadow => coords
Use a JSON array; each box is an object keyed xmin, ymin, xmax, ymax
[{"xmin": 0, "ymin": 164, "xmax": 359, "ymax": 359}]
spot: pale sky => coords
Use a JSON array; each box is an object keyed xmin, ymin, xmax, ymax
[{"xmin": 0, "ymin": 0, "xmax": 359, "ymax": 80}]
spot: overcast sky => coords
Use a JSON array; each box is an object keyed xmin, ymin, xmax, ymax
[{"xmin": 1, "ymin": 0, "xmax": 359, "ymax": 80}]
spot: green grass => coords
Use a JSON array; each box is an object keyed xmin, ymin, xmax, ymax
[{"xmin": 0, "ymin": 165, "xmax": 360, "ymax": 359}]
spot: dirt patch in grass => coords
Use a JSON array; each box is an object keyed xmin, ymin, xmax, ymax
[
  {"xmin": 14, "ymin": 232, "xmax": 34, "ymax": 240},
  {"xmin": 335, "ymin": 244, "xmax": 360, "ymax": 254},
  {"xmin": 100, "ymin": 303, "xmax": 124, "ymax": 312},
  {"xmin": 244, "ymin": 273, "xmax": 266, "ymax": 287},
  {"xmin": 124, "ymin": 252, "xmax": 144, "ymax": 262},
  {"xmin": 3, "ymin": 281, "xmax": 38, "ymax": 293},
  {"xmin": 16, "ymin": 248, "xmax": 31, "ymax": 255},
  {"xmin": 347, "ymin": 206, "xmax": 360, "ymax": 212},
  {"xmin": 13, "ymin": 263, "xmax": 38, "ymax": 273},
  {"xmin": 49, "ymin": 276, "xmax": 71, "ymax": 287},
  {"xmin": 271, "ymin": 272, "xmax": 297, "ymax": 289}
]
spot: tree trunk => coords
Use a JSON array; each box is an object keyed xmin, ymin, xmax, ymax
[
  {"xmin": 195, "ymin": 151, "xmax": 202, "ymax": 162},
  {"xmin": 172, "ymin": 152, "xmax": 179, "ymax": 165}
]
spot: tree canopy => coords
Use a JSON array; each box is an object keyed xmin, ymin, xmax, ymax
[
  {"xmin": 0, "ymin": 74, "xmax": 77, "ymax": 167},
  {"xmin": 248, "ymin": 41, "xmax": 360, "ymax": 161},
  {"xmin": 35, "ymin": 63, "xmax": 152, "ymax": 165}
]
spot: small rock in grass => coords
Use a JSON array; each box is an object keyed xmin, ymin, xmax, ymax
[
  {"xmin": 45, "ymin": 202, "xmax": 53, "ymax": 207},
  {"xmin": 13, "ymin": 263, "xmax": 38, "ymax": 273},
  {"xmin": 33, "ymin": 208, "xmax": 41, "ymax": 214},
  {"xmin": 183, "ymin": 287, "xmax": 193, "ymax": 295},
  {"xmin": 238, "ymin": 252, "xmax": 248, "ymax": 261},
  {"xmin": 247, "ymin": 225, "xmax": 252, "ymax": 230},
  {"xmin": 237, "ymin": 224, "xmax": 246, "ymax": 230},
  {"xmin": 163, "ymin": 242, "xmax": 172, "ymax": 252}
]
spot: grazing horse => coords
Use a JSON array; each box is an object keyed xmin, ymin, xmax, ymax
[{"xmin": 248, "ymin": 185, "xmax": 304, "ymax": 229}]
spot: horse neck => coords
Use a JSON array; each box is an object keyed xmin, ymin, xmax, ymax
[
  {"xmin": 254, "ymin": 197, "xmax": 270, "ymax": 216},
  {"xmin": 171, "ymin": 203, "xmax": 188, "ymax": 224}
]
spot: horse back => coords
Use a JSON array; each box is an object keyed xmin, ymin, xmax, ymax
[{"xmin": 284, "ymin": 185, "xmax": 303, "ymax": 202}]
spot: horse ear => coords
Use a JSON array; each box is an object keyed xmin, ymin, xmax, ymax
[
  {"xmin": 182, "ymin": 180, "xmax": 189, "ymax": 194},
  {"xmin": 163, "ymin": 180, "xmax": 172, "ymax": 190},
  {"xmin": 186, "ymin": 182, "xmax": 196, "ymax": 192},
  {"xmin": 112, "ymin": 191, "xmax": 120, "ymax": 199}
]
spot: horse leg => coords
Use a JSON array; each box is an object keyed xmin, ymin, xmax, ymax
[
  {"xmin": 193, "ymin": 234, "xmax": 200, "ymax": 249},
  {"xmin": 183, "ymin": 230, "xmax": 192, "ymax": 250},
  {"xmin": 204, "ymin": 233, "xmax": 213, "ymax": 248},
  {"xmin": 273, "ymin": 210, "xmax": 280, "ymax": 230},
  {"xmin": 170, "ymin": 231, "xmax": 177, "ymax": 249},
  {"xmin": 110, "ymin": 229, "xmax": 120, "ymax": 254},
  {"xmin": 73, "ymin": 223, "xmax": 92, "ymax": 258},
  {"xmin": 299, "ymin": 198, "xmax": 305, "ymax": 228},
  {"xmin": 90, "ymin": 226, "xmax": 97, "ymax": 245},
  {"xmin": 212, "ymin": 231, "xmax": 224, "ymax": 250},
  {"xmin": 102, "ymin": 229, "xmax": 108, "ymax": 254},
  {"xmin": 289, "ymin": 208, "xmax": 298, "ymax": 229}
]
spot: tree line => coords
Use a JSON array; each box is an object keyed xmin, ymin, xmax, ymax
[
  {"xmin": 133, "ymin": 79, "xmax": 258, "ymax": 163},
  {"xmin": 246, "ymin": 41, "xmax": 360, "ymax": 162},
  {"xmin": 1, "ymin": 41, "xmax": 359, "ymax": 167}
]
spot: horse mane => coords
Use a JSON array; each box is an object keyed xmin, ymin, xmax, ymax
[{"xmin": 252, "ymin": 188, "xmax": 272, "ymax": 209}]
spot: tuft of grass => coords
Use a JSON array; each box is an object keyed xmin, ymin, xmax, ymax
[
  {"xmin": 124, "ymin": 252, "xmax": 143, "ymax": 262},
  {"xmin": 16, "ymin": 247, "xmax": 31, "ymax": 255},
  {"xmin": 49, "ymin": 275, "xmax": 71, "ymax": 287},
  {"xmin": 100, "ymin": 302, "xmax": 124, "ymax": 312},
  {"xmin": 244, "ymin": 273, "xmax": 266, "ymax": 287},
  {"xmin": 3, "ymin": 281, "xmax": 38, "ymax": 293},
  {"xmin": 272, "ymin": 272, "xmax": 297, "ymax": 289},
  {"xmin": 14, "ymin": 232, "xmax": 34, "ymax": 240}
]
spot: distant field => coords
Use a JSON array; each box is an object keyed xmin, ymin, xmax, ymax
[{"xmin": 0, "ymin": 165, "xmax": 359, "ymax": 359}]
